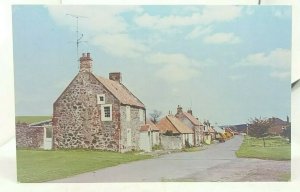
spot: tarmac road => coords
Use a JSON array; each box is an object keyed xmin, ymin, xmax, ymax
[{"xmin": 49, "ymin": 135, "xmax": 290, "ymax": 182}]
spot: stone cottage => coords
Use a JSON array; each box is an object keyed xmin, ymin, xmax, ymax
[
  {"xmin": 52, "ymin": 53, "xmax": 146, "ymax": 152},
  {"xmin": 156, "ymin": 115, "xmax": 194, "ymax": 149},
  {"xmin": 175, "ymin": 105, "xmax": 204, "ymax": 146}
]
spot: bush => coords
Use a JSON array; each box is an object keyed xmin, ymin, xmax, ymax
[
  {"xmin": 185, "ymin": 140, "xmax": 191, "ymax": 148},
  {"xmin": 152, "ymin": 144, "xmax": 162, "ymax": 150}
]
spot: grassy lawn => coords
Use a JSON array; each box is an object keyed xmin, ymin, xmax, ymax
[
  {"xmin": 236, "ymin": 136, "xmax": 290, "ymax": 161},
  {"xmin": 17, "ymin": 149, "xmax": 152, "ymax": 183},
  {"xmin": 15, "ymin": 116, "xmax": 52, "ymax": 124}
]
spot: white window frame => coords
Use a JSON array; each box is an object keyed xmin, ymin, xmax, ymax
[
  {"xmin": 101, "ymin": 104, "xmax": 112, "ymax": 121},
  {"xmin": 139, "ymin": 109, "xmax": 144, "ymax": 121},
  {"xmin": 126, "ymin": 106, "xmax": 131, "ymax": 121},
  {"xmin": 97, "ymin": 94, "xmax": 105, "ymax": 105}
]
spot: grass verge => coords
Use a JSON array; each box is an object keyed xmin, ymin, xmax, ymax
[
  {"xmin": 17, "ymin": 149, "xmax": 152, "ymax": 183},
  {"xmin": 236, "ymin": 136, "xmax": 290, "ymax": 161},
  {"xmin": 15, "ymin": 116, "xmax": 52, "ymax": 124}
]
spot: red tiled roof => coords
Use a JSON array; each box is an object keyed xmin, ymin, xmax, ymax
[
  {"xmin": 157, "ymin": 115, "xmax": 193, "ymax": 134},
  {"xmin": 140, "ymin": 124, "xmax": 150, "ymax": 132},
  {"xmin": 146, "ymin": 119, "xmax": 160, "ymax": 131},
  {"xmin": 183, "ymin": 112, "xmax": 202, "ymax": 126},
  {"xmin": 96, "ymin": 76, "xmax": 145, "ymax": 108}
]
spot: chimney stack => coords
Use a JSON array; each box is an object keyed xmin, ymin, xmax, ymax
[
  {"xmin": 79, "ymin": 52, "xmax": 93, "ymax": 72},
  {"xmin": 109, "ymin": 72, "xmax": 122, "ymax": 83},
  {"xmin": 177, "ymin": 105, "xmax": 183, "ymax": 114},
  {"xmin": 187, "ymin": 109, "xmax": 192, "ymax": 115}
]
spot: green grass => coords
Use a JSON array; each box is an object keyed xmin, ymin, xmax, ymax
[
  {"xmin": 17, "ymin": 149, "xmax": 152, "ymax": 183},
  {"xmin": 181, "ymin": 146, "xmax": 206, "ymax": 152},
  {"xmin": 15, "ymin": 116, "xmax": 52, "ymax": 124},
  {"xmin": 278, "ymin": 172, "xmax": 291, "ymax": 181},
  {"xmin": 236, "ymin": 136, "xmax": 290, "ymax": 161}
]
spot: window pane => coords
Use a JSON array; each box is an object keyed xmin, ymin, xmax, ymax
[
  {"xmin": 100, "ymin": 96, "xmax": 104, "ymax": 101},
  {"xmin": 46, "ymin": 127, "xmax": 52, "ymax": 138},
  {"xmin": 104, "ymin": 106, "xmax": 110, "ymax": 117}
]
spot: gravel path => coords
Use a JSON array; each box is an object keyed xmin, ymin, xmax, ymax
[{"xmin": 49, "ymin": 135, "xmax": 290, "ymax": 182}]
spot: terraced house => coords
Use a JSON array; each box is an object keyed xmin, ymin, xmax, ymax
[{"xmin": 52, "ymin": 53, "xmax": 146, "ymax": 152}]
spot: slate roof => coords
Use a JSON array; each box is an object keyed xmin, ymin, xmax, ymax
[
  {"xmin": 157, "ymin": 115, "xmax": 193, "ymax": 134},
  {"xmin": 96, "ymin": 76, "xmax": 145, "ymax": 108},
  {"xmin": 183, "ymin": 112, "xmax": 202, "ymax": 126}
]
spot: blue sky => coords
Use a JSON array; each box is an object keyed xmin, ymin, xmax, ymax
[{"xmin": 13, "ymin": 5, "xmax": 291, "ymax": 125}]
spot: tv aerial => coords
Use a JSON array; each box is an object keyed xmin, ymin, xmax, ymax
[{"xmin": 66, "ymin": 14, "xmax": 88, "ymax": 67}]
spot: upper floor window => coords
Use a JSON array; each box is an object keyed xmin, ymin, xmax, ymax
[{"xmin": 97, "ymin": 94, "xmax": 105, "ymax": 104}]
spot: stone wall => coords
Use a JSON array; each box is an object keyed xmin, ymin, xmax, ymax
[
  {"xmin": 120, "ymin": 106, "xmax": 145, "ymax": 152},
  {"xmin": 16, "ymin": 123, "xmax": 44, "ymax": 148},
  {"xmin": 161, "ymin": 135, "xmax": 183, "ymax": 150},
  {"xmin": 53, "ymin": 72, "xmax": 121, "ymax": 151}
]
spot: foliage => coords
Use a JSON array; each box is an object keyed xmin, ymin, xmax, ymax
[
  {"xmin": 236, "ymin": 136, "xmax": 291, "ymax": 161},
  {"xmin": 152, "ymin": 144, "xmax": 162, "ymax": 151},
  {"xmin": 149, "ymin": 110, "xmax": 162, "ymax": 124},
  {"xmin": 17, "ymin": 149, "xmax": 152, "ymax": 183},
  {"xmin": 15, "ymin": 116, "xmax": 52, "ymax": 124},
  {"xmin": 248, "ymin": 117, "xmax": 272, "ymax": 147},
  {"xmin": 282, "ymin": 125, "xmax": 291, "ymax": 143},
  {"xmin": 185, "ymin": 140, "xmax": 191, "ymax": 148},
  {"xmin": 165, "ymin": 130, "xmax": 173, "ymax": 136}
]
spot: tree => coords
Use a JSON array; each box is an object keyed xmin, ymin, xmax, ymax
[
  {"xmin": 248, "ymin": 117, "xmax": 271, "ymax": 147},
  {"xmin": 149, "ymin": 110, "xmax": 162, "ymax": 124},
  {"xmin": 282, "ymin": 125, "xmax": 291, "ymax": 143}
]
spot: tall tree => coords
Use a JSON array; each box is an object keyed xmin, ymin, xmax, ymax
[
  {"xmin": 248, "ymin": 117, "xmax": 271, "ymax": 147},
  {"xmin": 149, "ymin": 110, "xmax": 162, "ymax": 124}
]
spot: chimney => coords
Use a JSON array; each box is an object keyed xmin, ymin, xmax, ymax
[
  {"xmin": 287, "ymin": 116, "xmax": 289, "ymax": 123},
  {"xmin": 187, "ymin": 109, "xmax": 192, "ymax": 115},
  {"xmin": 79, "ymin": 52, "xmax": 93, "ymax": 72},
  {"xmin": 109, "ymin": 72, "xmax": 122, "ymax": 83},
  {"xmin": 177, "ymin": 105, "xmax": 183, "ymax": 114}
]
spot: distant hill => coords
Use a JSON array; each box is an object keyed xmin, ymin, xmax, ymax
[{"xmin": 15, "ymin": 116, "xmax": 52, "ymax": 124}]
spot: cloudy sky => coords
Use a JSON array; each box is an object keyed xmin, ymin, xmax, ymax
[{"xmin": 13, "ymin": 5, "xmax": 291, "ymax": 125}]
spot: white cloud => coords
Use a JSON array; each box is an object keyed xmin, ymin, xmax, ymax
[
  {"xmin": 147, "ymin": 52, "xmax": 200, "ymax": 83},
  {"xmin": 272, "ymin": 7, "xmax": 291, "ymax": 18},
  {"xmin": 134, "ymin": 6, "xmax": 242, "ymax": 30},
  {"xmin": 270, "ymin": 71, "xmax": 290, "ymax": 79},
  {"xmin": 238, "ymin": 48, "xmax": 291, "ymax": 80},
  {"xmin": 92, "ymin": 33, "xmax": 148, "ymax": 58},
  {"xmin": 185, "ymin": 26, "xmax": 213, "ymax": 39},
  {"xmin": 239, "ymin": 48, "xmax": 291, "ymax": 69},
  {"xmin": 203, "ymin": 33, "xmax": 241, "ymax": 44}
]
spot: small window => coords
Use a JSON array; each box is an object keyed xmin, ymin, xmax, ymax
[
  {"xmin": 45, "ymin": 127, "xmax": 52, "ymax": 138},
  {"xmin": 139, "ymin": 109, "xmax": 144, "ymax": 121},
  {"xmin": 101, "ymin": 104, "xmax": 112, "ymax": 121},
  {"xmin": 97, "ymin": 94, "xmax": 105, "ymax": 104},
  {"xmin": 126, "ymin": 106, "xmax": 131, "ymax": 121}
]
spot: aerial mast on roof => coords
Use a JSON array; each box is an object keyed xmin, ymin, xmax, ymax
[{"xmin": 66, "ymin": 13, "xmax": 88, "ymax": 68}]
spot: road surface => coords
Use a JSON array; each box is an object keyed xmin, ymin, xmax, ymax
[{"xmin": 49, "ymin": 135, "xmax": 290, "ymax": 182}]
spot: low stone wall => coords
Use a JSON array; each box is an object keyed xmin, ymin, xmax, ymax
[
  {"xmin": 161, "ymin": 135, "xmax": 183, "ymax": 150},
  {"xmin": 16, "ymin": 123, "xmax": 44, "ymax": 148}
]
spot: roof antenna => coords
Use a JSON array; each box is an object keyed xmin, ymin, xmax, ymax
[
  {"xmin": 258, "ymin": 0, "xmax": 261, "ymax": 5},
  {"xmin": 66, "ymin": 14, "xmax": 88, "ymax": 68}
]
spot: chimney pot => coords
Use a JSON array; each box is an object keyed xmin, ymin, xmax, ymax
[{"xmin": 87, "ymin": 53, "xmax": 90, "ymax": 58}]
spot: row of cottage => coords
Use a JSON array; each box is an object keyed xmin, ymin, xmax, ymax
[{"xmin": 16, "ymin": 53, "xmax": 227, "ymax": 152}]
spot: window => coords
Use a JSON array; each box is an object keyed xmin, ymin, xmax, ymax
[
  {"xmin": 45, "ymin": 127, "xmax": 52, "ymax": 138},
  {"xmin": 139, "ymin": 109, "xmax": 144, "ymax": 121},
  {"xmin": 126, "ymin": 106, "xmax": 131, "ymax": 121},
  {"xmin": 97, "ymin": 94, "xmax": 105, "ymax": 104},
  {"xmin": 101, "ymin": 104, "xmax": 112, "ymax": 121}
]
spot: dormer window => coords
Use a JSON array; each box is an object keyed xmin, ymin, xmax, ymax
[{"xmin": 97, "ymin": 94, "xmax": 105, "ymax": 104}]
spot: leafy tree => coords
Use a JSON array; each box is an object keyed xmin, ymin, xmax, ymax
[
  {"xmin": 149, "ymin": 110, "xmax": 162, "ymax": 124},
  {"xmin": 248, "ymin": 117, "xmax": 271, "ymax": 147}
]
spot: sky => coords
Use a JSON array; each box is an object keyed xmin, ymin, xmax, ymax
[{"xmin": 12, "ymin": 5, "xmax": 291, "ymax": 125}]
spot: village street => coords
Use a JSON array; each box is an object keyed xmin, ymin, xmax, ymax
[{"xmin": 49, "ymin": 135, "xmax": 290, "ymax": 182}]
